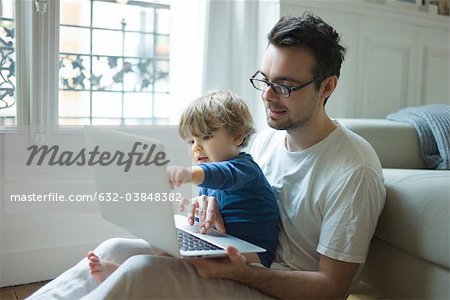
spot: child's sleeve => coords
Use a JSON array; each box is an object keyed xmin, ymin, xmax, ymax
[{"xmin": 198, "ymin": 158, "xmax": 258, "ymax": 190}]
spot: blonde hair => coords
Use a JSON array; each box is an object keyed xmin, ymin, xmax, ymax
[{"xmin": 179, "ymin": 90, "xmax": 255, "ymax": 148}]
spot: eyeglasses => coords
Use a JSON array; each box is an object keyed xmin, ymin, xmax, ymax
[{"xmin": 249, "ymin": 71, "xmax": 328, "ymax": 98}]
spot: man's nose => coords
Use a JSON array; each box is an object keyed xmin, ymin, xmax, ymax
[{"xmin": 262, "ymin": 85, "xmax": 280, "ymax": 102}]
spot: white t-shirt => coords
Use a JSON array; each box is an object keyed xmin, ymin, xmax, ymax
[{"xmin": 251, "ymin": 122, "xmax": 386, "ymax": 271}]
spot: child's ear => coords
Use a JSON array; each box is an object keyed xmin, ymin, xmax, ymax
[{"xmin": 234, "ymin": 135, "xmax": 245, "ymax": 146}]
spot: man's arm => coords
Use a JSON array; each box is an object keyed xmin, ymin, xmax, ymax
[
  {"xmin": 190, "ymin": 247, "xmax": 359, "ymax": 300},
  {"xmin": 188, "ymin": 194, "xmax": 360, "ymax": 299}
]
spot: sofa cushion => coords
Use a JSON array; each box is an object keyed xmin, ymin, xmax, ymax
[
  {"xmin": 337, "ymin": 119, "xmax": 426, "ymax": 169},
  {"xmin": 376, "ymin": 169, "xmax": 450, "ymax": 269}
]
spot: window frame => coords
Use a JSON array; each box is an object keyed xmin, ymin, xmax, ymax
[
  {"xmin": 31, "ymin": 0, "xmax": 61, "ymax": 139},
  {"xmin": 0, "ymin": 0, "xmax": 31, "ymax": 133}
]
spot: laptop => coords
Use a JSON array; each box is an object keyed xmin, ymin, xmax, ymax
[{"xmin": 84, "ymin": 126, "xmax": 266, "ymax": 258}]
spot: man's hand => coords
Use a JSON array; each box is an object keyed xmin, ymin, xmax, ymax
[
  {"xmin": 188, "ymin": 246, "xmax": 253, "ymax": 280},
  {"xmin": 179, "ymin": 195, "xmax": 226, "ymax": 234},
  {"xmin": 190, "ymin": 249, "xmax": 359, "ymax": 299}
]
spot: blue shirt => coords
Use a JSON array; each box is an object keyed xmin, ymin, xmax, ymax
[{"xmin": 198, "ymin": 152, "xmax": 279, "ymax": 267}]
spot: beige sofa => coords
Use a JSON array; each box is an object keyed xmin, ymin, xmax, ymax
[{"xmin": 339, "ymin": 119, "xmax": 450, "ymax": 300}]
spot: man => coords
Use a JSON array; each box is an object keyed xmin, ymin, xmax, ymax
[
  {"xmin": 29, "ymin": 14, "xmax": 385, "ymax": 300},
  {"xmin": 187, "ymin": 14, "xmax": 386, "ymax": 299}
]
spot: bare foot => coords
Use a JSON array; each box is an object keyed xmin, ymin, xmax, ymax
[{"xmin": 87, "ymin": 251, "xmax": 119, "ymax": 283}]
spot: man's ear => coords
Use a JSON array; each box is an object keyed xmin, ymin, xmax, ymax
[{"xmin": 320, "ymin": 75, "xmax": 337, "ymax": 101}]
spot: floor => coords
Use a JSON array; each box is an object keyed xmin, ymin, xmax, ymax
[
  {"xmin": 0, "ymin": 281, "xmax": 49, "ymax": 300},
  {"xmin": 0, "ymin": 280, "xmax": 387, "ymax": 300},
  {"xmin": 348, "ymin": 282, "xmax": 389, "ymax": 300}
]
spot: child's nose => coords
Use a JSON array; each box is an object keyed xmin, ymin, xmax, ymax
[{"xmin": 192, "ymin": 141, "xmax": 202, "ymax": 151}]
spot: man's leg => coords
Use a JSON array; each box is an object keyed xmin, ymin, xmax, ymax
[
  {"xmin": 83, "ymin": 255, "xmax": 274, "ymax": 299},
  {"xmin": 27, "ymin": 238, "xmax": 157, "ymax": 300}
]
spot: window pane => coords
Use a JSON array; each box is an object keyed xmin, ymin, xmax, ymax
[
  {"xmin": 123, "ymin": 118, "xmax": 154, "ymax": 125},
  {"xmin": 60, "ymin": 26, "xmax": 91, "ymax": 54},
  {"xmin": 59, "ymin": 90, "xmax": 90, "ymax": 118},
  {"xmin": 92, "ymin": 29, "xmax": 124, "ymax": 56},
  {"xmin": 93, "ymin": 1, "xmax": 154, "ymax": 32},
  {"xmin": 154, "ymin": 93, "xmax": 171, "ymax": 120},
  {"xmin": 0, "ymin": 0, "xmax": 16, "ymax": 127},
  {"xmin": 124, "ymin": 32, "xmax": 153, "ymax": 57},
  {"xmin": 124, "ymin": 93, "xmax": 152, "ymax": 118},
  {"xmin": 91, "ymin": 55, "xmax": 124, "ymax": 91},
  {"xmin": 155, "ymin": 34, "xmax": 169, "ymax": 57},
  {"xmin": 92, "ymin": 91, "xmax": 122, "ymax": 118},
  {"xmin": 60, "ymin": 0, "xmax": 91, "ymax": 27},
  {"xmin": 59, "ymin": 117, "xmax": 91, "ymax": 126},
  {"xmin": 123, "ymin": 58, "xmax": 153, "ymax": 92},
  {"xmin": 58, "ymin": 0, "xmax": 170, "ymax": 126},
  {"xmin": 58, "ymin": 90, "xmax": 90, "ymax": 126},
  {"xmin": 156, "ymin": 8, "xmax": 169, "ymax": 34},
  {"xmin": 154, "ymin": 60, "xmax": 169, "ymax": 92},
  {"xmin": 59, "ymin": 54, "xmax": 91, "ymax": 90},
  {"xmin": 92, "ymin": 118, "xmax": 121, "ymax": 125}
]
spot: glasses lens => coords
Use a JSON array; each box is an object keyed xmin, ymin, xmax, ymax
[
  {"xmin": 272, "ymin": 84, "xmax": 289, "ymax": 97},
  {"xmin": 251, "ymin": 79, "xmax": 269, "ymax": 91}
]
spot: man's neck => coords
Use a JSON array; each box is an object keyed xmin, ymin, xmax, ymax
[{"xmin": 285, "ymin": 115, "xmax": 336, "ymax": 152}]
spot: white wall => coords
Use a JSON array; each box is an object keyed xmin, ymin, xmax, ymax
[
  {"xmin": 254, "ymin": 0, "xmax": 450, "ymax": 124},
  {"xmin": 0, "ymin": 131, "xmax": 136, "ymax": 287}
]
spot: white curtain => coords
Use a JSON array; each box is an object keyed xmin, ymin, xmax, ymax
[
  {"xmin": 202, "ymin": 0, "xmax": 282, "ymax": 131},
  {"xmin": 170, "ymin": 0, "xmax": 278, "ymax": 130},
  {"xmin": 202, "ymin": 0, "xmax": 262, "ymax": 121},
  {"xmin": 169, "ymin": 0, "xmax": 207, "ymax": 123},
  {"xmin": 202, "ymin": 0, "xmax": 260, "ymax": 91}
]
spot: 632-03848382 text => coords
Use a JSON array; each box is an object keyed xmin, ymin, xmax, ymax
[{"xmin": 10, "ymin": 192, "xmax": 183, "ymax": 202}]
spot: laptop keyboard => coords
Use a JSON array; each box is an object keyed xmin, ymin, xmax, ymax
[{"xmin": 177, "ymin": 229, "xmax": 224, "ymax": 251}]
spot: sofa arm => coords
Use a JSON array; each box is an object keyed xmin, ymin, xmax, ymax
[{"xmin": 337, "ymin": 118, "xmax": 426, "ymax": 169}]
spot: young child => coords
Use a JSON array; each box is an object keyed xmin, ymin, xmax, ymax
[
  {"xmin": 167, "ymin": 90, "xmax": 279, "ymax": 267},
  {"xmin": 87, "ymin": 90, "xmax": 279, "ymax": 282}
]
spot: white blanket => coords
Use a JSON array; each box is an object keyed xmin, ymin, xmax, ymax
[
  {"xmin": 27, "ymin": 238, "xmax": 272, "ymax": 300},
  {"xmin": 27, "ymin": 238, "xmax": 155, "ymax": 300}
]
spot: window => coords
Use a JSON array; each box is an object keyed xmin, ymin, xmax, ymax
[
  {"xmin": 0, "ymin": 0, "xmax": 205, "ymax": 132},
  {"xmin": 0, "ymin": 0, "xmax": 16, "ymax": 127},
  {"xmin": 59, "ymin": 0, "xmax": 170, "ymax": 126}
]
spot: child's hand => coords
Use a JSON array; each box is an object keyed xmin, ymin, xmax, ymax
[
  {"xmin": 178, "ymin": 197, "xmax": 192, "ymax": 213},
  {"xmin": 179, "ymin": 197, "xmax": 199, "ymax": 226},
  {"xmin": 189, "ymin": 195, "xmax": 226, "ymax": 234},
  {"xmin": 167, "ymin": 166, "xmax": 192, "ymax": 188},
  {"xmin": 179, "ymin": 196, "xmax": 225, "ymax": 234}
]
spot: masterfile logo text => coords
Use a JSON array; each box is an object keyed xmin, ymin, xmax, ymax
[{"xmin": 25, "ymin": 142, "xmax": 170, "ymax": 172}]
